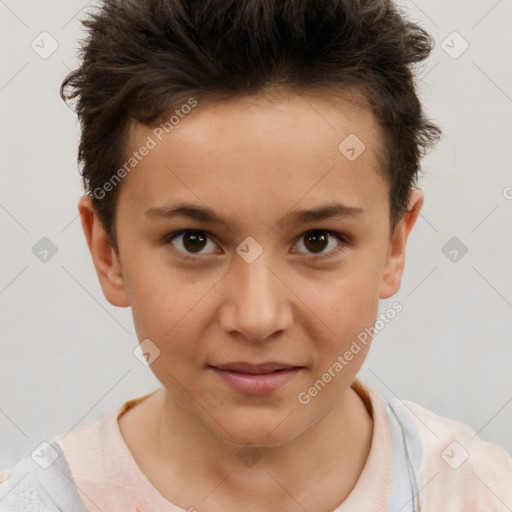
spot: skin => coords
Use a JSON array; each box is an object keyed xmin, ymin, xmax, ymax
[{"xmin": 78, "ymin": 91, "xmax": 423, "ymax": 511}]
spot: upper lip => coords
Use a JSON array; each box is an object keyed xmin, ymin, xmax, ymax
[{"xmin": 210, "ymin": 362, "xmax": 302, "ymax": 374}]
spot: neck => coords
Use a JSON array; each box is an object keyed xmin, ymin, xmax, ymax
[{"xmin": 153, "ymin": 384, "xmax": 373, "ymax": 508}]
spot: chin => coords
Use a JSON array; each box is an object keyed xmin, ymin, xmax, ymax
[{"xmin": 210, "ymin": 409, "xmax": 310, "ymax": 449}]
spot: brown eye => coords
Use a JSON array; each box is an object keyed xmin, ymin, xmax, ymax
[
  {"xmin": 167, "ymin": 230, "xmax": 219, "ymax": 256},
  {"xmin": 294, "ymin": 230, "xmax": 345, "ymax": 258},
  {"xmin": 182, "ymin": 231, "xmax": 207, "ymax": 252},
  {"xmin": 303, "ymin": 231, "xmax": 330, "ymax": 253}
]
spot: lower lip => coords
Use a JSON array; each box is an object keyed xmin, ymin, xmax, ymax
[{"xmin": 210, "ymin": 367, "xmax": 303, "ymax": 395}]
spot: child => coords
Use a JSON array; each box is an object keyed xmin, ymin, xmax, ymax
[{"xmin": 1, "ymin": 0, "xmax": 511, "ymax": 510}]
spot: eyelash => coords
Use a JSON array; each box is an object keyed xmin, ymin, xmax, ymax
[{"xmin": 162, "ymin": 229, "xmax": 349, "ymax": 261}]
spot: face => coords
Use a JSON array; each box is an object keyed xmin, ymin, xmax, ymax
[{"xmin": 80, "ymin": 91, "xmax": 421, "ymax": 447}]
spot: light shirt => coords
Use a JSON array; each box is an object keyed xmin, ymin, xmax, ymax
[{"xmin": 1, "ymin": 378, "xmax": 511, "ymax": 511}]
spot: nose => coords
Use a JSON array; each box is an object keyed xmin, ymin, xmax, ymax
[{"xmin": 218, "ymin": 255, "xmax": 294, "ymax": 343}]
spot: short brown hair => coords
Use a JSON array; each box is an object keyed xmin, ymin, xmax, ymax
[{"xmin": 61, "ymin": 0, "xmax": 441, "ymax": 248}]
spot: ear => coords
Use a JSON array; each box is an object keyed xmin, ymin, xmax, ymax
[
  {"xmin": 78, "ymin": 195, "xmax": 130, "ymax": 307},
  {"xmin": 379, "ymin": 188, "xmax": 424, "ymax": 299}
]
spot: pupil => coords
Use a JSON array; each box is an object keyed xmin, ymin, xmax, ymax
[
  {"xmin": 183, "ymin": 232, "xmax": 207, "ymax": 252},
  {"xmin": 304, "ymin": 231, "xmax": 328, "ymax": 253}
]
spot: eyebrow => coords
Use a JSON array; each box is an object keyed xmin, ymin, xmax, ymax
[
  {"xmin": 144, "ymin": 201, "xmax": 365, "ymax": 228},
  {"xmin": 285, "ymin": 202, "xmax": 365, "ymax": 224},
  {"xmin": 145, "ymin": 203, "xmax": 232, "ymax": 229}
]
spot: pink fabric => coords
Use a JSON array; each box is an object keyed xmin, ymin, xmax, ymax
[
  {"xmin": 52, "ymin": 379, "xmax": 390, "ymax": 511},
  {"xmin": 403, "ymin": 400, "xmax": 512, "ymax": 509},
  {"xmin": 51, "ymin": 378, "xmax": 512, "ymax": 511}
]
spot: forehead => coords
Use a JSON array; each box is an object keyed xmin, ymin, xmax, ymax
[{"xmin": 118, "ymin": 91, "xmax": 387, "ymax": 225}]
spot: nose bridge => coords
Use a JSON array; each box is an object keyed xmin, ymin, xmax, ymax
[{"xmin": 219, "ymin": 251, "xmax": 292, "ymax": 342}]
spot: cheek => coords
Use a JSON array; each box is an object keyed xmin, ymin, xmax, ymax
[
  {"xmin": 300, "ymin": 261, "xmax": 383, "ymax": 378},
  {"xmin": 130, "ymin": 286, "xmax": 210, "ymax": 392},
  {"xmin": 307, "ymin": 264, "xmax": 382, "ymax": 330},
  {"xmin": 126, "ymin": 269, "xmax": 225, "ymax": 390},
  {"xmin": 122, "ymin": 246, "xmax": 216, "ymax": 333},
  {"xmin": 130, "ymin": 283, "xmax": 212, "ymax": 345}
]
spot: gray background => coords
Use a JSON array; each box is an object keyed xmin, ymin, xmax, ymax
[{"xmin": 1, "ymin": 0, "xmax": 511, "ymax": 470}]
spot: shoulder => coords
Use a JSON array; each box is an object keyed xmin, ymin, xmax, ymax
[
  {"xmin": 0, "ymin": 394, "xmax": 154, "ymax": 512},
  {"xmin": 402, "ymin": 397, "xmax": 512, "ymax": 469},
  {"xmin": 0, "ymin": 441, "xmax": 87, "ymax": 511},
  {"xmin": 389, "ymin": 396, "xmax": 512, "ymax": 509}
]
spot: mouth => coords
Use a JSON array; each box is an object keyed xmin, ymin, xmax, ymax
[
  {"xmin": 208, "ymin": 362, "xmax": 305, "ymax": 395},
  {"xmin": 211, "ymin": 361, "xmax": 303, "ymax": 374}
]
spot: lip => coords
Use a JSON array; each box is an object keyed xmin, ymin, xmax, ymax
[
  {"xmin": 212, "ymin": 361, "xmax": 300, "ymax": 374},
  {"xmin": 209, "ymin": 362, "xmax": 304, "ymax": 395}
]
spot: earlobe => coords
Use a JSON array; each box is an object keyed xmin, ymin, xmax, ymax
[
  {"xmin": 379, "ymin": 189, "xmax": 424, "ymax": 299},
  {"xmin": 78, "ymin": 195, "xmax": 130, "ymax": 307}
]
